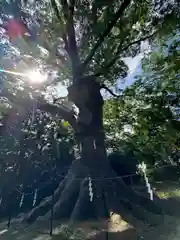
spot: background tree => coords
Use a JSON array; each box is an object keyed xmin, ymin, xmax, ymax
[
  {"xmin": 104, "ymin": 27, "xmax": 180, "ymax": 179},
  {"xmin": 0, "ymin": 104, "xmax": 74, "ymax": 217}
]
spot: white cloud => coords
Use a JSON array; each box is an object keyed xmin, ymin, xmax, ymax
[
  {"xmin": 118, "ymin": 40, "xmax": 151, "ymax": 90},
  {"xmin": 124, "ymin": 54, "xmax": 143, "ymax": 74},
  {"xmin": 118, "ymin": 54, "xmax": 142, "ymax": 90}
]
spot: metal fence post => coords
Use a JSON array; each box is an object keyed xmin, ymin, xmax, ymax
[
  {"xmin": 50, "ymin": 186, "xmax": 55, "ymax": 236},
  {"xmin": 102, "ymin": 185, "xmax": 109, "ymax": 240},
  {"xmin": 7, "ymin": 191, "xmax": 13, "ymax": 228}
]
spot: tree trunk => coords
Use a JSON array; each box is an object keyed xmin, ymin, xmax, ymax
[{"xmin": 23, "ymin": 76, "xmax": 165, "ymax": 227}]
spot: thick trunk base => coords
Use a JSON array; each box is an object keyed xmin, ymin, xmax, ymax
[{"xmin": 22, "ymin": 158, "xmax": 167, "ymax": 228}]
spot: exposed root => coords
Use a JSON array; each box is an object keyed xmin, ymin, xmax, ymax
[
  {"xmin": 22, "ymin": 177, "xmax": 67, "ymax": 223},
  {"xmin": 22, "ymin": 160, "xmax": 173, "ymax": 229},
  {"xmin": 46, "ymin": 177, "xmax": 81, "ymax": 219},
  {"xmin": 115, "ymin": 179, "xmax": 163, "ymax": 214},
  {"xmin": 70, "ymin": 179, "xmax": 92, "ymax": 221},
  {"xmin": 22, "ymin": 160, "xmax": 88, "ymax": 223}
]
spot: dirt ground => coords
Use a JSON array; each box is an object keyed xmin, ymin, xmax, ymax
[{"xmin": 0, "ymin": 181, "xmax": 179, "ymax": 240}]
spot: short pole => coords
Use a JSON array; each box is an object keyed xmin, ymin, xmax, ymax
[
  {"xmin": 50, "ymin": 189, "xmax": 54, "ymax": 236},
  {"xmin": 7, "ymin": 192, "xmax": 12, "ymax": 228},
  {"xmin": 7, "ymin": 212, "xmax": 12, "ymax": 228},
  {"xmin": 102, "ymin": 188, "xmax": 109, "ymax": 240}
]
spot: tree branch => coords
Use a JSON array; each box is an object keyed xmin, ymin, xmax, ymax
[
  {"xmin": 65, "ymin": 0, "xmax": 80, "ymax": 69},
  {"xmin": 1, "ymin": 90, "xmax": 77, "ymax": 130},
  {"xmin": 91, "ymin": 0, "xmax": 98, "ymax": 25},
  {"xmin": 81, "ymin": 0, "xmax": 131, "ymax": 71},
  {"xmin": 51, "ymin": 0, "xmax": 69, "ymax": 53},
  {"xmin": 95, "ymin": 31, "xmax": 157, "ymax": 77},
  {"xmin": 69, "ymin": 0, "xmax": 75, "ymax": 16},
  {"xmin": 38, "ymin": 97, "xmax": 77, "ymax": 129},
  {"xmin": 52, "ymin": 0, "xmax": 80, "ymax": 78}
]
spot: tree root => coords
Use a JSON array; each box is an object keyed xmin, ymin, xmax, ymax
[
  {"xmin": 45, "ymin": 177, "xmax": 81, "ymax": 219},
  {"xmin": 22, "ymin": 177, "xmax": 67, "ymax": 223},
  {"xmin": 114, "ymin": 179, "xmax": 163, "ymax": 214},
  {"xmin": 22, "ymin": 160, "xmax": 171, "ymax": 229}
]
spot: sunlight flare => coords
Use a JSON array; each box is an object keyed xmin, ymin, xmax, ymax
[
  {"xmin": 0, "ymin": 67, "xmax": 47, "ymax": 84},
  {"xmin": 25, "ymin": 70, "xmax": 47, "ymax": 84}
]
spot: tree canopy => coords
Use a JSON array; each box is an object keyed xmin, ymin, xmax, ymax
[
  {"xmin": 0, "ymin": 0, "xmax": 179, "ymax": 84},
  {"xmin": 0, "ymin": 0, "xmax": 178, "ymax": 133}
]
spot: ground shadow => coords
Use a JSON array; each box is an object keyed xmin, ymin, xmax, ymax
[{"xmin": 88, "ymin": 228, "xmax": 138, "ymax": 240}]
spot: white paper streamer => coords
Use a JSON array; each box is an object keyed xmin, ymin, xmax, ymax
[
  {"xmin": 145, "ymin": 176, "xmax": 148, "ymax": 185},
  {"xmin": 147, "ymin": 183, "xmax": 151, "ymax": 193},
  {"xmin": 33, "ymin": 189, "xmax": 37, "ymax": 206},
  {"xmin": 88, "ymin": 177, "xmax": 93, "ymax": 202},
  {"xmin": 19, "ymin": 193, "xmax": 24, "ymax": 208},
  {"xmin": 150, "ymin": 189, "xmax": 153, "ymax": 201},
  {"xmin": 138, "ymin": 162, "xmax": 153, "ymax": 201}
]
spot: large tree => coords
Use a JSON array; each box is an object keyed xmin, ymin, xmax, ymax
[{"xmin": 0, "ymin": 0, "xmax": 179, "ymax": 225}]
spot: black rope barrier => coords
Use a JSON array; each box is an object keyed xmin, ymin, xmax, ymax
[{"xmin": 0, "ymin": 163, "xmax": 179, "ymax": 235}]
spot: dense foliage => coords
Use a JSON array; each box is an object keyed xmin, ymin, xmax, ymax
[{"xmin": 104, "ymin": 30, "xmax": 180, "ymax": 170}]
